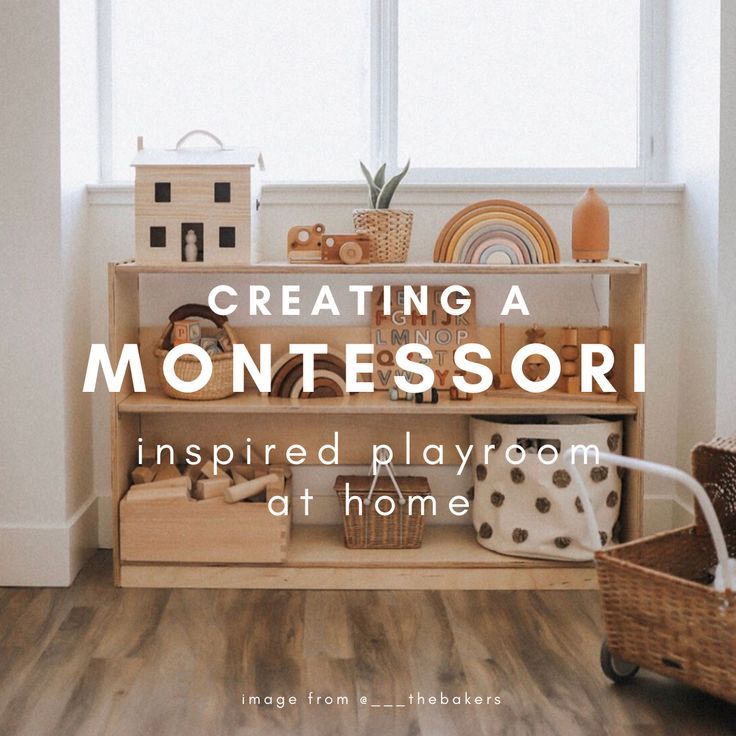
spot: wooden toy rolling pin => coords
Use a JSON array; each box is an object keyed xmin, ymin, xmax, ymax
[{"xmin": 223, "ymin": 473, "xmax": 280, "ymax": 504}]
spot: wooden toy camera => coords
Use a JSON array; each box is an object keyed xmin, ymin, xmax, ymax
[{"xmin": 287, "ymin": 224, "xmax": 371, "ymax": 265}]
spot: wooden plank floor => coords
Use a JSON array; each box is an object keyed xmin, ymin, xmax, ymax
[{"xmin": 0, "ymin": 552, "xmax": 734, "ymax": 736}]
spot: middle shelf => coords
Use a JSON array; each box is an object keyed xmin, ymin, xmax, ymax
[{"xmin": 118, "ymin": 387, "xmax": 638, "ymax": 415}]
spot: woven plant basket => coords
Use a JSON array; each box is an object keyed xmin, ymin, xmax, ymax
[
  {"xmin": 352, "ymin": 208, "xmax": 413, "ymax": 263},
  {"xmin": 154, "ymin": 303, "xmax": 236, "ymax": 401}
]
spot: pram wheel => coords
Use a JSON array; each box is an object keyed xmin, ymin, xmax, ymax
[{"xmin": 600, "ymin": 639, "xmax": 639, "ymax": 683}]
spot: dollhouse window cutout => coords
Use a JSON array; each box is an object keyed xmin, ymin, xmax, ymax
[
  {"xmin": 150, "ymin": 226, "xmax": 166, "ymax": 247},
  {"xmin": 181, "ymin": 223, "xmax": 204, "ymax": 262},
  {"xmin": 219, "ymin": 227, "xmax": 236, "ymax": 248},
  {"xmin": 154, "ymin": 182, "xmax": 171, "ymax": 202},
  {"xmin": 214, "ymin": 182, "xmax": 231, "ymax": 202}
]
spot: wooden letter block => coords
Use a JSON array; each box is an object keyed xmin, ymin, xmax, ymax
[{"xmin": 172, "ymin": 319, "xmax": 201, "ymax": 346}]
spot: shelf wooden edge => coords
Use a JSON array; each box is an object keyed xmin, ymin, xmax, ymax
[
  {"xmin": 119, "ymin": 564, "xmax": 597, "ymax": 590},
  {"xmin": 117, "ymin": 389, "xmax": 638, "ymax": 416},
  {"xmin": 118, "ymin": 525, "xmax": 597, "ymax": 590},
  {"xmin": 112, "ymin": 259, "xmax": 644, "ymax": 276}
]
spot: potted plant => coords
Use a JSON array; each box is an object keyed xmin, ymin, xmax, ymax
[{"xmin": 353, "ymin": 160, "xmax": 412, "ymax": 262}]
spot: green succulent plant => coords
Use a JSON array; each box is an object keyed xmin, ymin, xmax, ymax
[{"xmin": 359, "ymin": 159, "xmax": 410, "ymax": 209}]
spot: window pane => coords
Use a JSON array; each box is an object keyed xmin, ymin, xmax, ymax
[
  {"xmin": 110, "ymin": 0, "xmax": 371, "ymax": 181},
  {"xmin": 398, "ymin": 0, "xmax": 640, "ymax": 169}
]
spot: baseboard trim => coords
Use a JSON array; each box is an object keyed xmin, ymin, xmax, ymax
[
  {"xmin": 98, "ymin": 494, "xmax": 112, "ymax": 548},
  {"xmin": 643, "ymin": 495, "xmax": 694, "ymax": 535},
  {"xmin": 0, "ymin": 496, "xmax": 98, "ymax": 586}
]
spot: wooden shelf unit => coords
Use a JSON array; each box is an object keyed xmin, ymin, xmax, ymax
[
  {"xmin": 120, "ymin": 525, "xmax": 596, "ymax": 590},
  {"xmin": 119, "ymin": 387, "xmax": 638, "ymax": 416},
  {"xmin": 109, "ymin": 259, "xmax": 646, "ymax": 589},
  {"xmin": 114, "ymin": 259, "xmax": 642, "ymax": 276}
]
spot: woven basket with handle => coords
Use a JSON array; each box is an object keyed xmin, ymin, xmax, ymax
[
  {"xmin": 567, "ymin": 445, "xmax": 736, "ymax": 704},
  {"xmin": 334, "ymin": 453, "xmax": 431, "ymax": 549},
  {"xmin": 352, "ymin": 208, "xmax": 413, "ymax": 263},
  {"xmin": 154, "ymin": 303, "xmax": 236, "ymax": 400}
]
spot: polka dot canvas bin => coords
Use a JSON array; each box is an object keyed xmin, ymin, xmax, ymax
[{"xmin": 471, "ymin": 416, "xmax": 623, "ymax": 561}]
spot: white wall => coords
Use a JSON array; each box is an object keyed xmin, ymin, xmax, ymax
[
  {"xmin": 716, "ymin": 1, "xmax": 736, "ymax": 436},
  {"xmin": 666, "ymin": 0, "xmax": 722, "ymax": 480},
  {"xmin": 88, "ymin": 183, "xmax": 683, "ymax": 541},
  {"xmin": 0, "ymin": 0, "xmax": 98, "ymax": 585}
]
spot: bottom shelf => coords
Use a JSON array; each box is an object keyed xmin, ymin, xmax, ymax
[{"xmin": 119, "ymin": 524, "xmax": 596, "ymax": 590}]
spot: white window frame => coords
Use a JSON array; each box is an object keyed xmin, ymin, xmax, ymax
[{"xmin": 98, "ymin": 0, "xmax": 665, "ymax": 184}]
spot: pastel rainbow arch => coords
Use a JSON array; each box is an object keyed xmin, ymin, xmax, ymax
[{"xmin": 433, "ymin": 199, "xmax": 560, "ymax": 265}]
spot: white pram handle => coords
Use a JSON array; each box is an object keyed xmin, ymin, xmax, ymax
[{"xmin": 564, "ymin": 449, "xmax": 735, "ymax": 593}]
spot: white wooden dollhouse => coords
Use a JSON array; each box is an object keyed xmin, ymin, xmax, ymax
[{"xmin": 132, "ymin": 130, "xmax": 264, "ymax": 265}]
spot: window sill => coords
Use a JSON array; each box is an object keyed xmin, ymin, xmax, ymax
[{"xmin": 87, "ymin": 181, "xmax": 684, "ymax": 208}]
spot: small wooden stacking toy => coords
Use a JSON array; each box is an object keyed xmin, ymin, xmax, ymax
[
  {"xmin": 522, "ymin": 325, "xmax": 548, "ymax": 382},
  {"xmin": 493, "ymin": 322, "xmax": 515, "ymax": 389},
  {"xmin": 558, "ymin": 326, "xmax": 580, "ymax": 393},
  {"xmin": 593, "ymin": 326, "xmax": 613, "ymax": 393}
]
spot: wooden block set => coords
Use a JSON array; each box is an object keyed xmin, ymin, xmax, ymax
[
  {"xmin": 120, "ymin": 447, "xmax": 292, "ymax": 564},
  {"xmin": 126, "ymin": 447, "xmax": 283, "ymax": 503},
  {"xmin": 169, "ymin": 319, "xmax": 231, "ymax": 355}
]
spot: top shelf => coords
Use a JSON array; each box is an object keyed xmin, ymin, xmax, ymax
[{"xmin": 114, "ymin": 259, "xmax": 643, "ymax": 276}]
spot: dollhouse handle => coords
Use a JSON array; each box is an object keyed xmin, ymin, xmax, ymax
[
  {"xmin": 168, "ymin": 303, "xmax": 228, "ymax": 328},
  {"xmin": 564, "ymin": 448, "xmax": 735, "ymax": 593},
  {"xmin": 175, "ymin": 129, "xmax": 224, "ymax": 150}
]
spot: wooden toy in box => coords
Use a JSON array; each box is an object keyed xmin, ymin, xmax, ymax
[
  {"xmin": 120, "ymin": 451, "xmax": 290, "ymax": 564},
  {"xmin": 133, "ymin": 130, "xmax": 264, "ymax": 266}
]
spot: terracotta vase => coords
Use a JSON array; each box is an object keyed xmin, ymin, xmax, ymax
[{"xmin": 572, "ymin": 187, "xmax": 609, "ymax": 262}]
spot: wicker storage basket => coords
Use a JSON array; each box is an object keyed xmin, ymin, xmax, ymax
[
  {"xmin": 334, "ymin": 474, "xmax": 431, "ymax": 549},
  {"xmin": 597, "ymin": 526, "xmax": 736, "ymax": 702},
  {"xmin": 692, "ymin": 436, "xmax": 736, "ymax": 536},
  {"xmin": 154, "ymin": 303, "xmax": 236, "ymax": 400},
  {"xmin": 567, "ymin": 445, "xmax": 736, "ymax": 704},
  {"xmin": 352, "ymin": 208, "xmax": 413, "ymax": 263}
]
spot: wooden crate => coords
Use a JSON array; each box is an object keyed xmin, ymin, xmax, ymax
[{"xmin": 120, "ymin": 474, "xmax": 290, "ymax": 564}]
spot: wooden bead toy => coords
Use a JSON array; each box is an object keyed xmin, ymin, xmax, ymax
[
  {"xmin": 493, "ymin": 322, "xmax": 515, "ymax": 389},
  {"xmin": 522, "ymin": 325, "xmax": 548, "ymax": 382},
  {"xmin": 558, "ymin": 326, "xmax": 581, "ymax": 393},
  {"xmin": 594, "ymin": 326, "xmax": 614, "ymax": 393}
]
